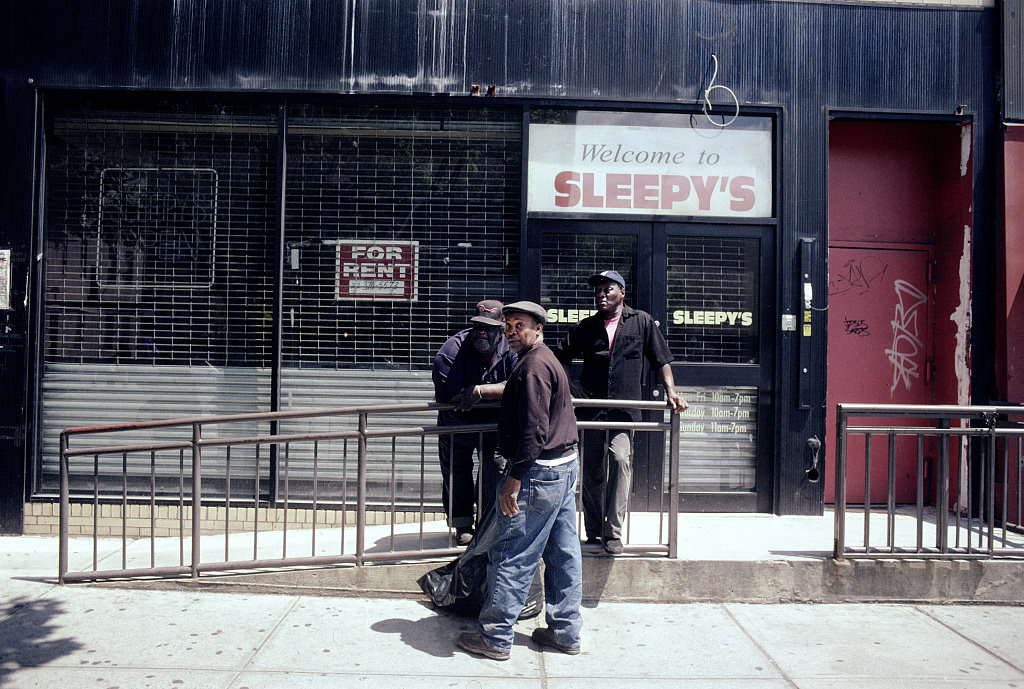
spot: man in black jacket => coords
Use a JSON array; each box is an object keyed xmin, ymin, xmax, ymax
[
  {"xmin": 432, "ymin": 300, "xmax": 517, "ymax": 545},
  {"xmin": 553, "ymin": 270, "xmax": 687, "ymax": 554},
  {"xmin": 456, "ymin": 301, "xmax": 583, "ymax": 661}
]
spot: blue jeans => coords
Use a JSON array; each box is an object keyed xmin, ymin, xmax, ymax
[{"xmin": 478, "ymin": 460, "xmax": 583, "ymax": 653}]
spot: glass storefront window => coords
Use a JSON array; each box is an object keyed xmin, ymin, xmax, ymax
[
  {"xmin": 539, "ymin": 232, "xmax": 637, "ymax": 345},
  {"xmin": 675, "ymin": 385, "xmax": 757, "ymax": 492},
  {"xmin": 666, "ymin": 236, "xmax": 760, "ymax": 364}
]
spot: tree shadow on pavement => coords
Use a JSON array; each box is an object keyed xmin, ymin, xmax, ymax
[{"xmin": 0, "ymin": 596, "xmax": 84, "ymax": 685}]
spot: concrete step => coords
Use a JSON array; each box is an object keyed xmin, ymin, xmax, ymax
[{"xmin": 64, "ymin": 508, "xmax": 1024, "ymax": 604}]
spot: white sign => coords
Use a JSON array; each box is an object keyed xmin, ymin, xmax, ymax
[
  {"xmin": 334, "ymin": 240, "xmax": 419, "ymax": 301},
  {"xmin": 0, "ymin": 250, "xmax": 10, "ymax": 310},
  {"xmin": 528, "ymin": 121, "xmax": 772, "ymax": 217}
]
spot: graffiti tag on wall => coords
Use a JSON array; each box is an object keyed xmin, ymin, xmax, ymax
[
  {"xmin": 829, "ymin": 256, "xmax": 888, "ymax": 296},
  {"xmin": 886, "ymin": 279, "xmax": 927, "ymax": 395},
  {"xmin": 843, "ymin": 317, "xmax": 870, "ymax": 336}
]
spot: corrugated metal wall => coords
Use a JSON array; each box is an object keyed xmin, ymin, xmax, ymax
[
  {"xmin": 2, "ymin": 1, "xmax": 993, "ymax": 110},
  {"xmin": 1006, "ymin": 0, "xmax": 1024, "ymax": 122},
  {"xmin": 41, "ymin": 364, "xmax": 437, "ymax": 506},
  {"xmin": 0, "ymin": 0, "xmax": 1000, "ymax": 519}
]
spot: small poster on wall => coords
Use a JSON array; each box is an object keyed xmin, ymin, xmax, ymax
[
  {"xmin": 0, "ymin": 249, "xmax": 11, "ymax": 310},
  {"xmin": 331, "ymin": 240, "xmax": 419, "ymax": 301}
]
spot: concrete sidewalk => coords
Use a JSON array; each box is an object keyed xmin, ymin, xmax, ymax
[{"xmin": 4, "ymin": 534, "xmax": 1024, "ymax": 688}]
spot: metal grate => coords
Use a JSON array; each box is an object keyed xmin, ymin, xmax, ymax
[
  {"xmin": 39, "ymin": 96, "xmax": 524, "ymax": 508},
  {"xmin": 96, "ymin": 167, "xmax": 218, "ymax": 289},
  {"xmin": 45, "ymin": 99, "xmax": 277, "ymax": 367},
  {"xmin": 666, "ymin": 236, "xmax": 760, "ymax": 364},
  {"xmin": 282, "ymin": 104, "xmax": 523, "ymax": 371},
  {"xmin": 539, "ymin": 233, "xmax": 638, "ymax": 346}
]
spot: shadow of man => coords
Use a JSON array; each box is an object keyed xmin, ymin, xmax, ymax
[{"xmin": 371, "ymin": 605, "xmax": 533, "ymax": 658}]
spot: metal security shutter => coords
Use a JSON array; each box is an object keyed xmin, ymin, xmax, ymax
[
  {"xmin": 539, "ymin": 233, "xmax": 639, "ymax": 347},
  {"xmin": 39, "ymin": 97, "xmax": 524, "ymax": 508},
  {"xmin": 39, "ymin": 96, "xmax": 277, "ymax": 494},
  {"xmin": 281, "ymin": 104, "xmax": 523, "ymax": 507},
  {"xmin": 665, "ymin": 236, "xmax": 760, "ymax": 364},
  {"xmin": 282, "ymin": 104, "xmax": 522, "ymax": 368}
]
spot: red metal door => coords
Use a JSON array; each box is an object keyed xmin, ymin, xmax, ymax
[{"xmin": 825, "ymin": 245, "xmax": 934, "ymax": 503}]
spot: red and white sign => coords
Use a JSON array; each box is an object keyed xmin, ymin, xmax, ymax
[
  {"xmin": 528, "ymin": 116, "xmax": 772, "ymax": 217},
  {"xmin": 335, "ymin": 240, "xmax": 419, "ymax": 301}
]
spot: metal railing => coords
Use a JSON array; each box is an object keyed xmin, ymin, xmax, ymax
[
  {"xmin": 833, "ymin": 403, "xmax": 1024, "ymax": 560},
  {"xmin": 58, "ymin": 399, "xmax": 681, "ymax": 583}
]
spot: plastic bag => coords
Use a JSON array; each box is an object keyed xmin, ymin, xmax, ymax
[{"xmin": 417, "ymin": 501, "xmax": 543, "ymax": 619}]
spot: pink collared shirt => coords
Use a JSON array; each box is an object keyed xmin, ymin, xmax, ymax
[{"xmin": 604, "ymin": 315, "xmax": 620, "ymax": 351}]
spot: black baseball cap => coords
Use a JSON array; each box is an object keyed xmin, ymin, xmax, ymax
[
  {"xmin": 470, "ymin": 299, "xmax": 505, "ymax": 327},
  {"xmin": 587, "ymin": 270, "xmax": 626, "ymax": 288}
]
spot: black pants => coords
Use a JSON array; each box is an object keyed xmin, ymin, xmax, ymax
[{"xmin": 438, "ymin": 431, "xmax": 502, "ymax": 530}]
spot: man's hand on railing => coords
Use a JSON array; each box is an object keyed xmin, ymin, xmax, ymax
[
  {"xmin": 453, "ymin": 385, "xmax": 483, "ymax": 412},
  {"xmin": 454, "ymin": 382, "xmax": 505, "ymax": 412},
  {"xmin": 666, "ymin": 388, "xmax": 688, "ymax": 414}
]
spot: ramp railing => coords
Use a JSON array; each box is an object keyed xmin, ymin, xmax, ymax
[
  {"xmin": 833, "ymin": 403, "xmax": 1024, "ymax": 560},
  {"xmin": 58, "ymin": 399, "xmax": 680, "ymax": 583}
]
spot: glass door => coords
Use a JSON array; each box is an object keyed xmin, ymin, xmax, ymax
[
  {"xmin": 537, "ymin": 221, "xmax": 663, "ymax": 509},
  {"xmin": 533, "ymin": 219, "xmax": 774, "ymax": 512},
  {"xmin": 660, "ymin": 223, "xmax": 774, "ymax": 511}
]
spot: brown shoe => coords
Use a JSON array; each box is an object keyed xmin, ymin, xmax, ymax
[
  {"xmin": 531, "ymin": 627, "xmax": 580, "ymax": 655},
  {"xmin": 457, "ymin": 631, "xmax": 509, "ymax": 661}
]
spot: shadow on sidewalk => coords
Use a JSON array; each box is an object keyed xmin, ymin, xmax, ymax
[
  {"xmin": 370, "ymin": 602, "xmax": 484, "ymax": 658},
  {"xmin": 0, "ymin": 597, "xmax": 84, "ymax": 685}
]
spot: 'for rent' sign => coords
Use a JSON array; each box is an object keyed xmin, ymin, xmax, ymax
[{"xmin": 334, "ymin": 240, "xmax": 419, "ymax": 301}]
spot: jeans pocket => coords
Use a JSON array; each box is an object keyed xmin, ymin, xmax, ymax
[{"xmin": 527, "ymin": 477, "xmax": 561, "ymax": 514}]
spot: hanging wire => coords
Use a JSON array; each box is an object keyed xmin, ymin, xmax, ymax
[{"xmin": 699, "ymin": 54, "xmax": 740, "ymax": 128}]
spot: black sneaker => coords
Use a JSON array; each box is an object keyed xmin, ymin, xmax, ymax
[
  {"xmin": 457, "ymin": 631, "xmax": 509, "ymax": 660},
  {"xmin": 531, "ymin": 627, "xmax": 580, "ymax": 655},
  {"xmin": 584, "ymin": 537, "xmax": 602, "ymax": 546},
  {"xmin": 603, "ymin": 538, "xmax": 624, "ymax": 555}
]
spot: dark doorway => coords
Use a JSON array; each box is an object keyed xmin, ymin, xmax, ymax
[{"xmin": 533, "ymin": 218, "xmax": 775, "ymax": 512}]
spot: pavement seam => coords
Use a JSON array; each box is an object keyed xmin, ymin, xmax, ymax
[
  {"xmin": 913, "ymin": 604, "xmax": 1024, "ymax": 677},
  {"xmin": 721, "ymin": 603, "xmax": 801, "ymax": 689},
  {"xmin": 225, "ymin": 594, "xmax": 303, "ymax": 687}
]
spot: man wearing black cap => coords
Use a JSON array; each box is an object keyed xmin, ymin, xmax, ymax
[
  {"xmin": 553, "ymin": 270, "xmax": 687, "ymax": 555},
  {"xmin": 433, "ymin": 300, "xmax": 517, "ymax": 545},
  {"xmin": 457, "ymin": 300, "xmax": 582, "ymax": 661}
]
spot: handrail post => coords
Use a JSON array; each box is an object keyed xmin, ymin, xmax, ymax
[
  {"xmin": 987, "ymin": 414, "xmax": 997, "ymax": 556},
  {"xmin": 191, "ymin": 422, "xmax": 202, "ymax": 579},
  {"xmin": 833, "ymin": 405, "xmax": 848, "ymax": 560},
  {"xmin": 58, "ymin": 431, "xmax": 69, "ymax": 585},
  {"xmin": 668, "ymin": 409, "xmax": 680, "ymax": 559},
  {"xmin": 937, "ymin": 419, "xmax": 950, "ymax": 552},
  {"xmin": 356, "ymin": 411, "xmax": 367, "ymax": 566}
]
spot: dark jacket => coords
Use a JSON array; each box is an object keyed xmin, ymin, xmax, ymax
[
  {"xmin": 498, "ymin": 342, "xmax": 578, "ymax": 480},
  {"xmin": 552, "ymin": 305, "xmax": 674, "ymax": 421},
  {"xmin": 432, "ymin": 328, "xmax": 517, "ymax": 433}
]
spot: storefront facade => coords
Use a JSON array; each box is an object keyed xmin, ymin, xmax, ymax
[{"xmin": 0, "ymin": 0, "xmax": 1005, "ymax": 532}]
